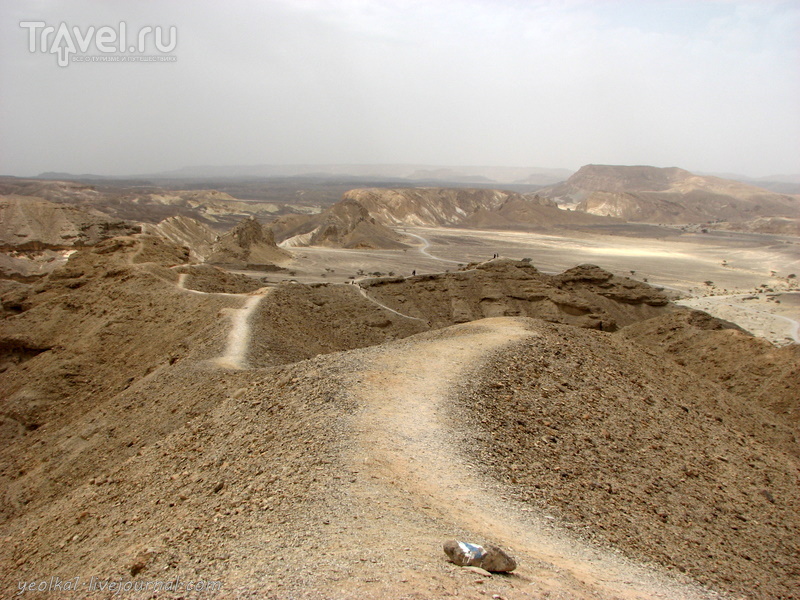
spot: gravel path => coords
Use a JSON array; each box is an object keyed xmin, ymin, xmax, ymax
[
  {"xmin": 324, "ymin": 318, "xmax": 721, "ymax": 600},
  {"xmin": 402, "ymin": 230, "xmax": 463, "ymax": 264}
]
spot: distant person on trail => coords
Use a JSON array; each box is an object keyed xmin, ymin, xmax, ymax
[{"xmin": 412, "ymin": 270, "xmax": 416, "ymax": 276}]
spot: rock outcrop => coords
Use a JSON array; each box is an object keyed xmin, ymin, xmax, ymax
[
  {"xmin": 276, "ymin": 198, "xmax": 408, "ymax": 249},
  {"xmin": 339, "ymin": 187, "xmax": 612, "ymax": 228},
  {"xmin": 207, "ymin": 216, "xmax": 290, "ymax": 268},
  {"xmin": 0, "ymin": 195, "xmax": 140, "ymax": 279}
]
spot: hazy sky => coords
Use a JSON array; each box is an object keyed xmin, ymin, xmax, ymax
[{"xmin": 1, "ymin": 0, "xmax": 798, "ymax": 178}]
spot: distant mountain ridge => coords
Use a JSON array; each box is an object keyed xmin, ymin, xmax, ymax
[
  {"xmin": 338, "ymin": 187, "xmax": 611, "ymax": 228},
  {"xmin": 272, "ymin": 187, "xmax": 616, "ymax": 249},
  {"xmin": 29, "ymin": 165, "xmax": 573, "ymax": 186},
  {"xmin": 538, "ymin": 165, "xmax": 799, "ymax": 226}
]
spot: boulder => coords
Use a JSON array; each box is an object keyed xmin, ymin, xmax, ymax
[{"xmin": 443, "ymin": 540, "xmax": 516, "ymax": 573}]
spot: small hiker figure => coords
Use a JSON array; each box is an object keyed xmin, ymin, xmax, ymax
[{"xmin": 412, "ymin": 270, "xmax": 416, "ymax": 276}]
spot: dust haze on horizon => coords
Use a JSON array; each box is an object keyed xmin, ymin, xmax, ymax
[{"xmin": 0, "ymin": 0, "xmax": 798, "ymax": 179}]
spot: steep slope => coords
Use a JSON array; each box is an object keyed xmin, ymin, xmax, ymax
[
  {"xmin": 0, "ymin": 195, "xmax": 140, "ymax": 279},
  {"xmin": 540, "ymin": 165, "xmax": 800, "ymax": 224},
  {"xmin": 340, "ymin": 187, "xmax": 614, "ymax": 228},
  {"xmin": 460, "ymin": 321, "xmax": 799, "ymax": 599},
  {"xmin": 142, "ymin": 216, "xmax": 218, "ymax": 261},
  {"xmin": 206, "ymin": 217, "xmax": 290, "ymax": 267},
  {"xmin": 0, "ymin": 236, "xmax": 243, "ymax": 520},
  {"xmin": 619, "ymin": 309, "xmax": 800, "ymax": 425},
  {"xmin": 2, "ymin": 300, "xmax": 797, "ymax": 598},
  {"xmin": 0, "ymin": 195, "xmax": 138, "ymax": 250}
]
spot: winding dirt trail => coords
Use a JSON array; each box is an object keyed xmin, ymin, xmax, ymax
[
  {"xmin": 403, "ymin": 230, "xmax": 463, "ymax": 264},
  {"xmin": 337, "ymin": 317, "xmax": 719, "ymax": 600},
  {"xmin": 351, "ymin": 282, "xmax": 428, "ymax": 323},
  {"xmin": 214, "ymin": 294, "xmax": 267, "ymax": 369},
  {"xmin": 173, "ymin": 262, "xmax": 273, "ymax": 369}
]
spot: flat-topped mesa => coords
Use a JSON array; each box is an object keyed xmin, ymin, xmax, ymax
[
  {"xmin": 539, "ymin": 164, "xmax": 799, "ymax": 224},
  {"xmin": 565, "ymin": 164, "xmax": 692, "ymax": 193}
]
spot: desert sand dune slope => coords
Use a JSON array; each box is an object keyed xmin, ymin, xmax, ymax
[{"xmin": 1, "ymin": 237, "xmax": 799, "ymax": 599}]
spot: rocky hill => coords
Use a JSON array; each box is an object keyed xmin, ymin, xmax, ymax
[
  {"xmin": 274, "ymin": 198, "xmax": 408, "ymax": 249},
  {"xmin": 205, "ymin": 217, "xmax": 290, "ymax": 268},
  {"xmin": 0, "ymin": 195, "xmax": 140, "ymax": 279},
  {"xmin": 272, "ymin": 188, "xmax": 616, "ymax": 248},
  {"xmin": 539, "ymin": 165, "xmax": 800, "ymax": 225},
  {"xmin": 1, "ymin": 237, "xmax": 798, "ymax": 598},
  {"xmin": 340, "ymin": 187, "xmax": 612, "ymax": 228},
  {"xmin": 145, "ymin": 216, "xmax": 292, "ymax": 268}
]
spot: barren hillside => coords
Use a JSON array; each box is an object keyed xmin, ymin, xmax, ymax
[
  {"xmin": 339, "ymin": 188, "xmax": 613, "ymax": 228},
  {"xmin": 142, "ymin": 216, "xmax": 218, "ymax": 262},
  {"xmin": 0, "ymin": 195, "xmax": 137, "ymax": 250},
  {"xmin": 0, "ymin": 195, "xmax": 140, "ymax": 279},
  {"xmin": 274, "ymin": 198, "xmax": 409, "ymax": 249},
  {"xmin": 1, "ymin": 235, "xmax": 798, "ymax": 599},
  {"xmin": 205, "ymin": 217, "xmax": 290, "ymax": 268}
]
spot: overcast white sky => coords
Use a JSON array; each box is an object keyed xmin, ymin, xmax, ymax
[{"xmin": 1, "ymin": 0, "xmax": 798, "ymax": 178}]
